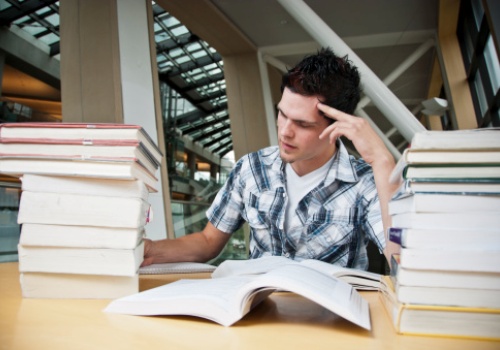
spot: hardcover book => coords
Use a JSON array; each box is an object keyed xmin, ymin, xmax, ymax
[
  {"xmin": 18, "ymin": 241, "xmax": 144, "ymax": 276},
  {"xmin": 17, "ymin": 191, "xmax": 151, "ymax": 228},
  {"xmin": 379, "ymin": 276, "xmax": 500, "ymax": 340}
]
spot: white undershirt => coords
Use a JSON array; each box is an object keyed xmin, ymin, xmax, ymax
[{"xmin": 284, "ymin": 158, "xmax": 333, "ymax": 232}]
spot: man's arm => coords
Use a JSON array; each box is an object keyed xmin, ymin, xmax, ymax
[
  {"xmin": 141, "ymin": 222, "xmax": 231, "ymax": 266},
  {"xmin": 317, "ymin": 103, "xmax": 400, "ymax": 264}
]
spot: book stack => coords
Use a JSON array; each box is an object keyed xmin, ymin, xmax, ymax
[
  {"xmin": 381, "ymin": 128, "xmax": 500, "ymax": 340},
  {"xmin": 0, "ymin": 122, "xmax": 163, "ymax": 299}
]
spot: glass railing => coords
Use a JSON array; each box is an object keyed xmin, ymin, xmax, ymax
[
  {"xmin": 0, "ymin": 179, "xmax": 21, "ymax": 262},
  {"xmin": 171, "ymin": 200, "xmax": 248, "ymax": 265}
]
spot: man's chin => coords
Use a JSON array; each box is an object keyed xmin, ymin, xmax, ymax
[{"xmin": 279, "ymin": 151, "xmax": 295, "ymax": 164}]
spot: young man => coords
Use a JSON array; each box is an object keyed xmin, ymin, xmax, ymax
[{"xmin": 142, "ymin": 48, "xmax": 400, "ymax": 270}]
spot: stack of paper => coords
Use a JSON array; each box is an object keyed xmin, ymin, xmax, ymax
[
  {"xmin": 381, "ymin": 128, "xmax": 500, "ymax": 340},
  {"xmin": 0, "ymin": 122, "xmax": 163, "ymax": 299}
]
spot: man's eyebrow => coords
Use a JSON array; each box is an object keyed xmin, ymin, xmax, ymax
[{"xmin": 277, "ymin": 106, "xmax": 319, "ymax": 125}]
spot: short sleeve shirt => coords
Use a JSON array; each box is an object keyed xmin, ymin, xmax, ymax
[{"xmin": 206, "ymin": 140, "xmax": 385, "ymax": 270}]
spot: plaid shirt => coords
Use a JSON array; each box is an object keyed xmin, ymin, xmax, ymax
[{"xmin": 206, "ymin": 141, "xmax": 385, "ymax": 270}]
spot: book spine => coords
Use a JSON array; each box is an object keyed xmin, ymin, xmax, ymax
[{"xmin": 388, "ymin": 228, "xmax": 403, "ymax": 245}]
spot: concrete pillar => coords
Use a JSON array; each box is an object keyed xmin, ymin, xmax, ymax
[{"xmin": 59, "ymin": 0, "xmax": 174, "ymax": 239}]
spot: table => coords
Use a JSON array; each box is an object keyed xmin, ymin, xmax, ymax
[{"xmin": 0, "ymin": 262, "xmax": 498, "ymax": 350}]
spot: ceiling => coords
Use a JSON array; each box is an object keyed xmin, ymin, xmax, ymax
[{"xmin": 0, "ymin": 0, "xmax": 440, "ymax": 157}]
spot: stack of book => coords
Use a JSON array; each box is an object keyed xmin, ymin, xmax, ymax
[
  {"xmin": 381, "ymin": 128, "xmax": 500, "ymax": 340},
  {"xmin": 0, "ymin": 122, "xmax": 163, "ymax": 298}
]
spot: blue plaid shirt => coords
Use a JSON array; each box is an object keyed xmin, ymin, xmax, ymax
[{"xmin": 206, "ymin": 140, "xmax": 385, "ymax": 270}]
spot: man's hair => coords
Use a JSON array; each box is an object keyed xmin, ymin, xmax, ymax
[{"xmin": 281, "ymin": 47, "xmax": 361, "ymax": 115}]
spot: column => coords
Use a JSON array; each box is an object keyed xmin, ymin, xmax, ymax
[{"xmin": 59, "ymin": 0, "xmax": 174, "ymax": 239}]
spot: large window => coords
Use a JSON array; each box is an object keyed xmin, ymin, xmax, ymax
[{"xmin": 457, "ymin": 0, "xmax": 500, "ymax": 127}]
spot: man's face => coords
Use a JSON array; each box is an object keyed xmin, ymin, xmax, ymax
[{"xmin": 276, "ymin": 88, "xmax": 336, "ymax": 176}]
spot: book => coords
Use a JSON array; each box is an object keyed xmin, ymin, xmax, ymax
[
  {"xmin": 390, "ymin": 148, "xmax": 500, "ymax": 183},
  {"xmin": 393, "ymin": 282, "xmax": 500, "ymax": 308},
  {"xmin": 390, "ymin": 211, "xmax": 500, "ymax": 230},
  {"xmin": 402, "ymin": 164, "xmax": 500, "ymax": 180},
  {"xmin": 379, "ymin": 276, "xmax": 500, "ymax": 340},
  {"xmin": 398, "ymin": 247, "xmax": 500, "ymax": 273},
  {"xmin": 104, "ymin": 264, "xmax": 371, "ymax": 329},
  {"xmin": 0, "ymin": 142, "xmax": 160, "ymax": 175},
  {"xmin": 0, "ymin": 156, "xmax": 158, "ymax": 190},
  {"xmin": 0, "ymin": 122, "xmax": 163, "ymax": 164},
  {"xmin": 391, "ymin": 254, "xmax": 500, "ymax": 290},
  {"xmin": 139, "ymin": 262, "xmax": 217, "ymax": 275},
  {"xmin": 19, "ymin": 223, "xmax": 145, "ymax": 249},
  {"xmin": 409, "ymin": 128, "xmax": 500, "ymax": 150},
  {"xmin": 20, "ymin": 272, "xmax": 139, "ymax": 299},
  {"xmin": 399, "ymin": 149, "xmax": 500, "ymax": 164},
  {"xmin": 388, "ymin": 227, "xmax": 500, "ymax": 249},
  {"xmin": 396, "ymin": 179, "xmax": 500, "ymax": 194},
  {"xmin": 17, "ymin": 191, "xmax": 151, "ymax": 228},
  {"xmin": 21, "ymin": 173, "xmax": 153, "ymax": 197},
  {"xmin": 211, "ymin": 256, "xmax": 381, "ymax": 291},
  {"xmin": 388, "ymin": 193, "xmax": 500, "ymax": 215},
  {"xmin": 18, "ymin": 241, "xmax": 144, "ymax": 276}
]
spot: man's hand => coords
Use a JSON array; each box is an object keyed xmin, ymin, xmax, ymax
[{"xmin": 317, "ymin": 103, "xmax": 389, "ymax": 165}]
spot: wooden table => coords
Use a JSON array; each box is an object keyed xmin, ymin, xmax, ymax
[{"xmin": 0, "ymin": 262, "xmax": 498, "ymax": 350}]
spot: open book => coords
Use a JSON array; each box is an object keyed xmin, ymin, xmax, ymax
[
  {"xmin": 212, "ymin": 256, "xmax": 382, "ymax": 291},
  {"xmin": 104, "ymin": 264, "xmax": 371, "ymax": 329}
]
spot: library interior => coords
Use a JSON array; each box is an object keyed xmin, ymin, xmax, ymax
[{"xmin": 0, "ymin": 0, "xmax": 499, "ymax": 348}]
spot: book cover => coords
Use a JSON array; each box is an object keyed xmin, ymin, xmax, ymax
[
  {"xmin": 105, "ymin": 264, "xmax": 371, "ymax": 329},
  {"xmin": 18, "ymin": 191, "xmax": 152, "ymax": 228},
  {"xmin": 388, "ymin": 227, "xmax": 500, "ymax": 249},
  {"xmin": 20, "ymin": 272, "xmax": 139, "ymax": 299},
  {"xmin": 0, "ymin": 142, "xmax": 160, "ymax": 175},
  {"xmin": 20, "ymin": 223, "xmax": 145, "ymax": 250},
  {"xmin": 398, "ymin": 248, "xmax": 500, "ymax": 273},
  {"xmin": 390, "ymin": 211, "xmax": 500, "ymax": 230},
  {"xmin": 18, "ymin": 241, "xmax": 144, "ymax": 276},
  {"xmin": 0, "ymin": 156, "xmax": 158, "ymax": 190},
  {"xmin": 409, "ymin": 129, "xmax": 500, "ymax": 150},
  {"xmin": 395, "ymin": 178, "xmax": 500, "ymax": 195},
  {"xmin": 390, "ymin": 254, "xmax": 500, "ymax": 290},
  {"xmin": 388, "ymin": 193, "xmax": 500, "ymax": 215},
  {"xmin": 0, "ymin": 122, "xmax": 163, "ymax": 163},
  {"xmin": 403, "ymin": 164, "xmax": 500, "ymax": 180},
  {"xmin": 21, "ymin": 174, "xmax": 153, "ymax": 197},
  {"xmin": 379, "ymin": 276, "xmax": 500, "ymax": 340}
]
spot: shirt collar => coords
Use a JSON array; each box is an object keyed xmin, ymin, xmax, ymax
[{"xmin": 262, "ymin": 140, "xmax": 359, "ymax": 185}]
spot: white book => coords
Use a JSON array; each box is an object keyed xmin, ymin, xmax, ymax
[
  {"xmin": 0, "ymin": 142, "xmax": 159, "ymax": 175},
  {"xmin": 21, "ymin": 174, "xmax": 153, "ymax": 197},
  {"xmin": 20, "ymin": 272, "xmax": 139, "ymax": 299},
  {"xmin": 0, "ymin": 157, "xmax": 158, "ymax": 190},
  {"xmin": 391, "ymin": 254, "xmax": 500, "ymax": 290},
  {"xmin": 18, "ymin": 241, "xmax": 144, "ymax": 276},
  {"xmin": 0, "ymin": 122, "xmax": 163, "ymax": 164},
  {"xmin": 105, "ymin": 264, "xmax": 371, "ymax": 329},
  {"xmin": 394, "ymin": 283, "xmax": 500, "ymax": 309},
  {"xmin": 390, "ymin": 211, "xmax": 500, "ymax": 230},
  {"xmin": 388, "ymin": 193, "xmax": 500, "ymax": 215},
  {"xmin": 211, "ymin": 256, "xmax": 381, "ymax": 291},
  {"xmin": 388, "ymin": 227, "xmax": 500, "ymax": 249},
  {"xmin": 18, "ymin": 191, "xmax": 151, "ymax": 228},
  {"xmin": 409, "ymin": 129, "xmax": 500, "ymax": 150},
  {"xmin": 20, "ymin": 223, "xmax": 144, "ymax": 249},
  {"xmin": 379, "ymin": 276, "xmax": 500, "ymax": 340},
  {"xmin": 399, "ymin": 248, "xmax": 500, "ymax": 273}
]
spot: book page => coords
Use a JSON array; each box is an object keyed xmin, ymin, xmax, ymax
[
  {"xmin": 139, "ymin": 262, "xmax": 216, "ymax": 275},
  {"xmin": 212, "ymin": 256, "xmax": 298, "ymax": 278},
  {"xmin": 244, "ymin": 264, "xmax": 371, "ymax": 330},
  {"xmin": 213, "ymin": 256, "xmax": 381, "ymax": 290},
  {"xmin": 105, "ymin": 276, "xmax": 263, "ymax": 326}
]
